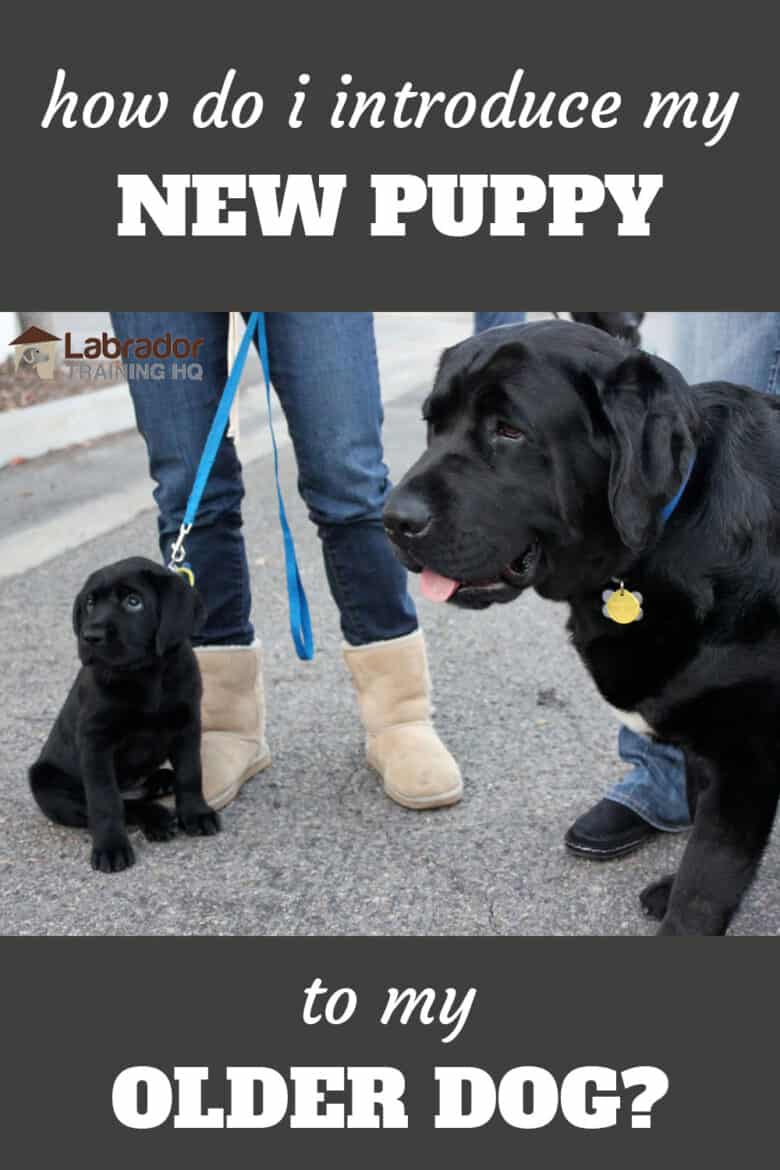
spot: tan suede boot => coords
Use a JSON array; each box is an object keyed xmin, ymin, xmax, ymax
[
  {"xmin": 194, "ymin": 642, "xmax": 272, "ymax": 810},
  {"xmin": 343, "ymin": 629, "xmax": 463, "ymax": 809}
]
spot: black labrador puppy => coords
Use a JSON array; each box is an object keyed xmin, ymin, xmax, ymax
[
  {"xmin": 384, "ymin": 320, "xmax": 780, "ymax": 935},
  {"xmin": 29, "ymin": 557, "xmax": 220, "ymax": 872}
]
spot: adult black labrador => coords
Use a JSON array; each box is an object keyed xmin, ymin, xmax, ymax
[
  {"xmin": 29, "ymin": 557, "xmax": 220, "ymax": 872},
  {"xmin": 384, "ymin": 320, "xmax": 780, "ymax": 935}
]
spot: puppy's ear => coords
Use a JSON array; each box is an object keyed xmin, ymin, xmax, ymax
[
  {"xmin": 72, "ymin": 572, "xmax": 97, "ymax": 636},
  {"xmin": 150, "ymin": 572, "xmax": 207, "ymax": 655},
  {"xmin": 600, "ymin": 352, "xmax": 695, "ymax": 552},
  {"xmin": 72, "ymin": 591, "xmax": 84, "ymax": 637}
]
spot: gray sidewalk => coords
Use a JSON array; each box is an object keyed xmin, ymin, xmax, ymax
[{"xmin": 1, "ymin": 314, "xmax": 777, "ymax": 935}]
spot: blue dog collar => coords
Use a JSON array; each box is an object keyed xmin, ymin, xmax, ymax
[{"xmin": 659, "ymin": 452, "xmax": 696, "ymax": 528}]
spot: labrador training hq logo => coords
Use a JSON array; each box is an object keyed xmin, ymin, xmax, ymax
[
  {"xmin": 9, "ymin": 326, "xmax": 61, "ymax": 380},
  {"xmin": 62, "ymin": 331, "xmax": 206, "ymax": 382},
  {"xmin": 7, "ymin": 327, "xmax": 206, "ymax": 383}
]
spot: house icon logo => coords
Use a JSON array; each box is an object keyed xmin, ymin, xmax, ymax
[{"xmin": 9, "ymin": 325, "xmax": 61, "ymax": 380}]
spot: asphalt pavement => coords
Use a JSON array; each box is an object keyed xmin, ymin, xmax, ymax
[{"xmin": 1, "ymin": 313, "xmax": 778, "ymax": 935}]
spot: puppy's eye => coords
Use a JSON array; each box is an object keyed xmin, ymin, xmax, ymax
[
  {"xmin": 497, "ymin": 421, "xmax": 526, "ymax": 441},
  {"xmin": 123, "ymin": 594, "xmax": 144, "ymax": 612},
  {"xmin": 85, "ymin": 595, "xmax": 95, "ymax": 611}
]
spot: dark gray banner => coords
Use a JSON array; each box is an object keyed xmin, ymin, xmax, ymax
[
  {"xmin": 0, "ymin": 2, "xmax": 773, "ymax": 307},
  {"xmin": 3, "ymin": 937, "xmax": 776, "ymax": 1163}
]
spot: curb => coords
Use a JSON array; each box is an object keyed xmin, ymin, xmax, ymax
[{"xmin": 0, "ymin": 381, "xmax": 134, "ymax": 466}]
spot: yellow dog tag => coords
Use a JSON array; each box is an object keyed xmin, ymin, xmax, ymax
[{"xmin": 602, "ymin": 584, "xmax": 643, "ymax": 624}]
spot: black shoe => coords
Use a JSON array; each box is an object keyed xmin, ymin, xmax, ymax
[{"xmin": 565, "ymin": 798, "xmax": 657, "ymax": 860}]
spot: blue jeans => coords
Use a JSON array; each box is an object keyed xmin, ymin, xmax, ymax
[
  {"xmin": 110, "ymin": 312, "xmax": 417, "ymax": 647},
  {"xmin": 474, "ymin": 312, "xmax": 526, "ymax": 334},
  {"xmin": 608, "ymin": 313, "xmax": 780, "ymax": 828}
]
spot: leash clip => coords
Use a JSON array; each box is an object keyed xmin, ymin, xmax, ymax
[{"xmin": 167, "ymin": 522, "xmax": 192, "ymax": 571}]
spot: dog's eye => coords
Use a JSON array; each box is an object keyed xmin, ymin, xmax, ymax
[
  {"xmin": 85, "ymin": 595, "xmax": 95, "ymax": 611},
  {"xmin": 496, "ymin": 421, "xmax": 526, "ymax": 441},
  {"xmin": 123, "ymin": 594, "xmax": 144, "ymax": 612}
]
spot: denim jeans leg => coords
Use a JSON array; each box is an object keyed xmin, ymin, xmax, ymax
[
  {"xmin": 607, "ymin": 726, "xmax": 691, "ymax": 830},
  {"xmin": 666, "ymin": 312, "xmax": 780, "ymax": 393},
  {"xmin": 110, "ymin": 311, "xmax": 254, "ymax": 646},
  {"xmin": 263, "ymin": 312, "xmax": 417, "ymax": 645},
  {"xmin": 474, "ymin": 312, "xmax": 526, "ymax": 334}
]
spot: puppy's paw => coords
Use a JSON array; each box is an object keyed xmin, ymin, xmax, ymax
[
  {"xmin": 140, "ymin": 805, "xmax": 177, "ymax": 843},
  {"xmin": 91, "ymin": 837, "xmax": 136, "ymax": 873},
  {"xmin": 178, "ymin": 801, "xmax": 221, "ymax": 837},
  {"xmin": 640, "ymin": 873, "xmax": 676, "ymax": 921}
]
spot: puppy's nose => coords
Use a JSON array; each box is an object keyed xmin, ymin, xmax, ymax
[
  {"xmin": 82, "ymin": 628, "xmax": 107, "ymax": 645},
  {"xmin": 383, "ymin": 492, "xmax": 432, "ymax": 541}
]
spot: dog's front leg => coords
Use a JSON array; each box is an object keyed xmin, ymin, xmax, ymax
[
  {"xmin": 170, "ymin": 722, "xmax": 221, "ymax": 836},
  {"xmin": 652, "ymin": 759, "xmax": 778, "ymax": 935},
  {"xmin": 79, "ymin": 740, "xmax": 135, "ymax": 873}
]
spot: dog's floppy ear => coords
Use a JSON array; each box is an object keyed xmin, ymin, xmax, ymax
[
  {"xmin": 72, "ymin": 571, "xmax": 98, "ymax": 636},
  {"xmin": 600, "ymin": 351, "xmax": 695, "ymax": 552},
  {"xmin": 149, "ymin": 571, "xmax": 207, "ymax": 654},
  {"xmin": 72, "ymin": 590, "xmax": 84, "ymax": 637},
  {"xmin": 474, "ymin": 341, "xmax": 530, "ymax": 382}
]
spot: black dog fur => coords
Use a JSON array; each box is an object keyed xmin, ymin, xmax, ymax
[
  {"xmin": 385, "ymin": 320, "xmax": 780, "ymax": 935},
  {"xmin": 570, "ymin": 312, "xmax": 644, "ymax": 346},
  {"xmin": 29, "ymin": 557, "xmax": 220, "ymax": 873}
]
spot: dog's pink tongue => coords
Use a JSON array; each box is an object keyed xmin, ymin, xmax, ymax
[{"xmin": 420, "ymin": 568, "xmax": 460, "ymax": 603}]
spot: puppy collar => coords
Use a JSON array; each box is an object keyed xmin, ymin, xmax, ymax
[
  {"xmin": 659, "ymin": 452, "xmax": 696, "ymax": 529},
  {"xmin": 602, "ymin": 452, "xmax": 696, "ymax": 625},
  {"xmin": 171, "ymin": 563, "xmax": 195, "ymax": 588}
]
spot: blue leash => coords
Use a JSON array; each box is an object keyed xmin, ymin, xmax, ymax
[{"xmin": 168, "ymin": 312, "xmax": 315, "ymax": 661}]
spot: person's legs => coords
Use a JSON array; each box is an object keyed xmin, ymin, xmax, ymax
[
  {"xmin": 474, "ymin": 312, "xmax": 526, "ymax": 334},
  {"xmin": 111, "ymin": 312, "xmax": 268, "ymax": 811},
  {"xmin": 606, "ymin": 728, "xmax": 691, "ymax": 828},
  {"xmin": 668, "ymin": 312, "xmax": 780, "ymax": 390},
  {"xmin": 569, "ymin": 312, "xmax": 780, "ymax": 856},
  {"xmin": 264, "ymin": 311, "xmax": 416, "ymax": 645},
  {"xmin": 264, "ymin": 311, "xmax": 461, "ymax": 808},
  {"xmin": 110, "ymin": 311, "xmax": 253, "ymax": 647},
  {"xmin": 565, "ymin": 729, "xmax": 688, "ymax": 860}
]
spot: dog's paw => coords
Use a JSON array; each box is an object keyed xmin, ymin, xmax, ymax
[
  {"xmin": 91, "ymin": 837, "xmax": 136, "ymax": 873},
  {"xmin": 640, "ymin": 873, "xmax": 676, "ymax": 921},
  {"xmin": 178, "ymin": 802, "xmax": 221, "ymax": 837},
  {"xmin": 140, "ymin": 806, "xmax": 177, "ymax": 843}
]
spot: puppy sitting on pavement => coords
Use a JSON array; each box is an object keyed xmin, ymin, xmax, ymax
[{"xmin": 29, "ymin": 556, "xmax": 220, "ymax": 872}]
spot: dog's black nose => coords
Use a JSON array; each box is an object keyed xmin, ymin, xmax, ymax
[
  {"xmin": 82, "ymin": 629, "xmax": 106, "ymax": 645},
  {"xmin": 383, "ymin": 492, "xmax": 432, "ymax": 541}
]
